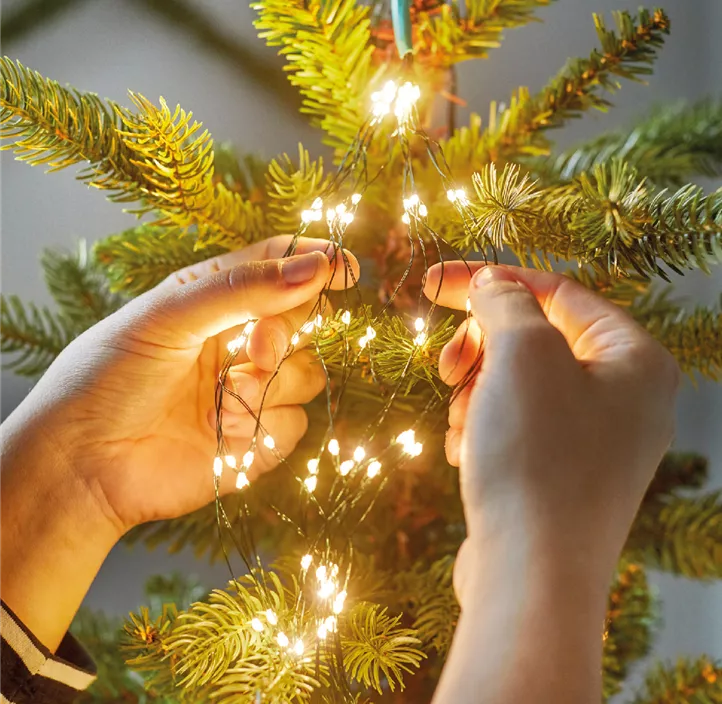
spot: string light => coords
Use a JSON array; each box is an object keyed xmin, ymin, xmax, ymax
[
  {"xmin": 332, "ymin": 591, "xmax": 347, "ymax": 614},
  {"xmin": 341, "ymin": 310, "xmax": 351, "ymax": 325},
  {"xmin": 401, "ymin": 212, "xmax": 410, "ymax": 225},
  {"xmin": 236, "ymin": 472, "xmax": 250, "ymax": 490},
  {"xmin": 414, "ymin": 331, "xmax": 427, "ymax": 346},
  {"xmin": 351, "ymin": 193, "xmax": 362, "ymax": 205},
  {"xmin": 466, "ymin": 297, "xmax": 472, "ymax": 312},
  {"xmin": 353, "ymin": 446, "xmax": 366, "ymax": 462},
  {"xmin": 315, "ymin": 314, "xmax": 323, "ymax": 328},
  {"xmin": 251, "ymin": 618, "xmax": 264, "ymax": 632},
  {"xmin": 225, "ymin": 454, "xmax": 237, "ymax": 469},
  {"xmin": 318, "ymin": 580, "xmax": 335, "ymax": 599},
  {"xmin": 366, "ymin": 326, "xmax": 376, "ymax": 340},
  {"xmin": 290, "ymin": 332, "xmax": 301, "ymax": 346},
  {"xmin": 324, "ymin": 615, "xmax": 337, "ymax": 633},
  {"xmin": 316, "ymin": 565, "xmax": 327, "ymax": 581},
  {"xmin": 307, "ymin": 458, "xmax": 320, "ymax": 474},
  {"xmin": 339, "ymin": 460, "xmax": 354, "ymax": 476},
  {"xmin": 447, "ymin": 187, "xmax": 469, "ymax": 205},
  {"xmin": 304, "ymin": 476, "xmax": 318, "ymax": 493},
  {"xmin": 312, "ymin": 197, "xmax": 323, "ymax": 210},
  {"xmin": 301, "ymin": 554, "xmax": 313, "ymax": 570},
  {"xmin": 327, "ymin": 439, "xmax": 340, "ymax": 456},
  {"xmin": 265, "ymin": 609, "xmax": 278, "ymax": 625},
  {"xmin": 394, "ymin": 81, "xmax": 421, "ymax": 126},
  {"xmin": 396, "ymin": 429, "xmax": 423, "ymax": 457},
  {"xmin": 294, "ymin": 639, "xmax": 304, "ymax": 656},
  {"xmin": 367, "ymin": 460, "xmax": 381, "ymax": 478},
  {"xmin": 276, "ymin": 632, "xmax": 289, "ymax": 648},
  {"xmin": 301, "ymin": 321, "xmax": 315, "ymax": 335},
  {"xmin": 414, "ymin": 318, "xmax": 425, "ymax": 332},
  {"xmin": 242, "ymin": 451, "xmax": 255, "ymax": 468},
  {"xmin": 243, "ymin": 320, "xmax": 256, "ymax": 335},
  {"xmin": 317, "ymin": 623, "xmax": 328, "ymax": 640},
  {"xmin": 263, "ymin": 435, "xmax": 276, "ymax": 449},
  {"xmin": 227, "ymin": 335, "xmax": 246, "ymax": 353},
  {"xmin": 213, "ymin": 457, "xmax": 223, "ymax": 477}
]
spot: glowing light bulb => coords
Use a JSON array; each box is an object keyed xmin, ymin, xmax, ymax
[
  {"xmin": 414, "ymin": 332, "xmax": 427, "ymax": 346},
  {"xmin": 266, "ymin": 609, "xmax": 278, "ymax": 625},
  {"xmin": 351, "ymin": 193, "xmax": 362, "ymax": 205},
  {"xmin": 366, "ymin": 326, "xmax": 376, "ymax": 340},
  {"xmin": 324, "ymin": 616, "xmax": 337, "ymax": 633},
  {"xmin": 456, "ymin": 188, "xmax": 469, "ymax": 205},
  {"xmin": 341, "ymin": 310, "xmax": 351, "ymax": 325},
  {"xmin": 339, "ymin": 460, "xmax": 354, "ymax": 476},
  {"xmin": 264, "ymin": 435, "xmax": 276, "ymax": 450},
  {"xmin": 408, "ymin": 193, "xmax": 420, "ymax": 207},
  {"xmin": 401, "ymin": 212, "xmax": 410, "ymax": 225},
  {"xmin": 251, "ymin": 618, "xmax": 264, "ymax": 632},
  {"xmin": 447, "ymin": 189, "xmax": 457, "ymax": 202},
  {"xmin": 396, "ymin": 429, "xmax": 423, "ymax": 456},
  {"xmin": 243, "ymin": 320, "xmax": 256, "ymax": 335},
  {"xmin": 243, "ymin": 451, "xmax": 255, "ymax": 468},
  {"xmin": 301, "ymin": 210, "xmax": 314, "ymax": 224},
  {"xmin": 301, "ymin": 554, "xmax": 313, "ymax": 570},
  {"xmin": 236, "ymin": 472, "xmax": 250, "ymax": 489},
  {"xmin": 315, "ymin": 314, "xmax": 323, "ymax": 328},
  {"xmin": 466, "ymin": 297, "xmax": 472, "ymax": 312},
  {"xmin": 402, "ymin": 197, "xmax": 411, "ymax": 210},
  {"xmin": 397, "ymin": 429, "xmax": 415, "ymax": 446},
  {"xmin": 301, "ymin": 321, "xmax": 315, "ymax": 335},
  {"xmin": 291, "ymin": 333, "xmax": 300, "ymax": 346},
  {"xmin": 312, "ymin": 197, "xmax": 323, "ymax": 210},
  {"xmin": 294, "ymin": 639, "xmax": 304, "ymax": 655},
  {"xmin": 318, "ymin": 581, "xmax": 335, "ymax": 599},
  {"xmin": 410, "ymin": 442, "xmax": 423, "ymax": 457},
  {"xmin": 316, "ymin": 565, "xmax": 327, "ymax": 581},
  {"xmin": 307, "ymin": 458, "xmax": 320, "ymax": 474},
  {"xmin": 227, "ymin": 336, "xmax": 246, "ymax": 353},
  {"xmin": 418, "ymin": 203, "xmax": 428, "ymax": 217},
  {"xmin": 327, "ymin": 439, "xmax": 340, "ymax": 456},
  {"xmin": 353, "ymin": 446, "xmax": 366, "ymax": 462},
  {"xmin": 333, "ymin": 591, "xmax": 347, "ymax": 614},
  {"xmin": 304, "ymin": 475, "xmax": 318, "ymax": 493},
  {"xmin": 342, "ymin": 212, "xmax": 354, "ymax": 225},
  {"xmin": 317, "ymin": 623, "xmax": 328, "ymax": 640},
  {"xmin": 213, "ymin": 457, "xmax": 223, "ymax": 477},
  {"xmin": 358, "ymin": 336, "xmax": 369, "ymax": 349},
  {"xmin": 225, "ymin": 454, "xmax": 237, "ymax": 469},
  {"xmin": 335, "ymin": 203, "xmax": 347, "ymax": 215},
  {"xmin": 414, "ymin": 317, "xmax": 425, "ymax": 332},
  {"xmin": 367, "ymin": 460, "xmax": 382, "ymax": 478},
  {"xmin": 276, "ymin": 632, "xmax": 289, "ymax": 648}
]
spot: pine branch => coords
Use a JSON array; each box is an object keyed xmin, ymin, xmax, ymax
[
  {"xmin": 644, "ymin": 452, "xmax": 709, "ymax": 501},
  {"xmin": 0, "ymin": 295, "xmax": 74, "ymax": 377},
  {"xmin": 603, "ymin": 561, "xmax": 656, "ymax": 699},
  {"xmin": 41, "ymin": 240, "xmax": 125, "ymax": 329},
  {"xmin": 94, "ymin": 225, "xmax": 228, "ymax": 296},
  {"xmin": 443, "ymin": 8, "xmax": 670, "ymax": 167},
  {"xmin": 537, "ymin": 98, "xmax": 722, "ymax": 188},
  {"xmin": 413, "ymin": 0, "xmax": 552, "ymax": 67},
  {"xmin": 266, "ymin": 145, "xmax": 329, "ymax": 236},
  {"xmin": 342, "ymin": 603, "xmax": 425, "ymax": 693},
  {"xmin": 633, "ymin": 657, "xmax": 722, "ymax": 704},
  {"xmin": 625, "ymin": 491, "xmax": 722, "ymax": 579},
  {"xmin": 253, "ymin": 0, "xmax": 374, "ymax": 150}
]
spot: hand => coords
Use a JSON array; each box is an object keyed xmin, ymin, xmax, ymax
[
  {"xmin": 425, "ymin": 263, "xmax": 679, "ymax": 595},
  {"xmin": 1, "ymin": 235, "xmax": 358, "ymax": 649},
  {"xmin": 426, "ymin": 264, "xmax": 679, "ymax": 704}
]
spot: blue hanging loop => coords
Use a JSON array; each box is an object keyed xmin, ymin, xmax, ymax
[{"xmin": 391, "ymin": 0, "xmax": 413, "ymax": 58}]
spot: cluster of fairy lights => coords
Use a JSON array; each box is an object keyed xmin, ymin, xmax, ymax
[{"xmin": 210, "ymin": 74, "xmax": 487, "ymax": 681}]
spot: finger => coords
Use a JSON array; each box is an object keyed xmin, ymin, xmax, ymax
[
  {"xmin": 423, "ymin": 261, "xmax": 481, "ymax": 310},
  {"xmin": 210, "ymin": 351, "xmax": 325, "ymax": 419},
  {"xmin": 247, "ymin": 298, "xmax": 332, "ymax": 371},
  {"xmin": 139, "ymin": 251, "xmax": 332, "ymax": 345},
  {"xmin": 161, "ymin": 236, "xmax": 360, "ymax": 291},
  {"xmin": 445, "ymin": 427, "xmax": 461, "ymax": 467},
  {"xmin": 216, "ymin": 406, "xmax": 309, "ymax": 492},
  {"xmin": 438, "ymin": 318, "xmax": 484, "ymax": 386}
]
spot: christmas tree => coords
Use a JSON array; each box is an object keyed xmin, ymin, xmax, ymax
[{"xmin": 2, "ymin": 1, "xmax": 722, "ymax": 701}]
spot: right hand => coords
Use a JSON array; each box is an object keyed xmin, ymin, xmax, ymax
[{"xmin": 424, "ymin": 264, "xmax": 680, "ymax": 603}]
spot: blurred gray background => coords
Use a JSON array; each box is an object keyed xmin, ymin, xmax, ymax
[{"xmin": 2, "ymin": 0, "xmax": 721, "ymax": 694}]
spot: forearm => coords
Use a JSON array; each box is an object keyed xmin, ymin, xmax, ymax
[
  {"xmin": 1, "ymin": 409, "xmax": 118, "ymax": 651},
  {"xmin": 433, "ymin": 535, "xmax": 609, "ymax": 704}
]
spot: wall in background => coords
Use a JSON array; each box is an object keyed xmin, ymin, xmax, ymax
[{"xmin": 2, "ymin": 0, "xmax": 721, "ymax": 692}]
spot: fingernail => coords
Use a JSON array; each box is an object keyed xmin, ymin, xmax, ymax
[
  {"xmin": 230, "ymin": 372, "xmax": 260, "ymax": 404},
  {"xmin": 473, "ymin": 266, "xmax": 515, "ymax": 288},
  {"xmin": 282, "ymin": 253, "xmax": 321, "ymax": 284}
]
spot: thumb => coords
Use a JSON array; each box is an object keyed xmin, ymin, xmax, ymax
[
  {"xmin": 468, "ymin": 265, "xmax": 550, "ymax": 335},
  {"xmin": 141, "ymin": 251, "xmax": 331, "ymax": 343}
]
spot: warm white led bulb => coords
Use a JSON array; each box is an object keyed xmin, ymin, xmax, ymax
[
  {"xmin": 414, "ymin": 317, "xmax": 425, "ymax": 332},
  {"xmin": 225, "ymin": 454, "xmax": 237, "ymax": 469},
  {"xmin": 318, "ymin": 581, "xmax": 335, "ymax": 599},
  {"xmin": 301, "ymin": 210, "xmax": 314, "ymax": 224},
  {"xmin": 335, "ymin": 203, "xmax": 347, "ymax": 215},
  {"xmin": 414, "ymin": 332, "xmax": 427, "ymax": 346},
  {"xmin": 456, "ymin": 188, "xmax": 469, "ymax": 205},
  {"xmin": 236, "ymin": 472, "xmax": 250, "ymax": 490},
  {"xmin": 316, "ymin": 565, "xmax": 327, "ymax": 581},
  {"xmin": 351, "ymin": 193, "xmax": 362, "ymax": 205},
  {"xmin": 401, "ymin": 212, "xmax": 410, "ymax": 225},
  {"xmin": 242, "ymin": 451, "xmax": 255, "ymax": 468},
  {"xmin": 410, "ymin": 442, "xmax": 423, "ymax": 457},
  {"xmin": 366, "ymin": 326, "xmax": 377, "ymax": 340},
  {"xmin": 397, "ymin": 429, "xmax": 415, "ymax": 446},
  {"xmin": 276, "ymin": 632, "xmax": 289, "ymax": 648},
  {"xmin": 294, "ymin": 639, "xmax": 304, "ymax": 655},
  {"xmin": 304, "ymin": 475, "xmax": 318, "ymax": 493},
  {"xmin": 332, "ymin": 590, "xmax": 347, "ymax": 614},
  {"xmin": 301, "ymin": 321, "xmax": 315, "ymax": 334},
  {"xmin": 317, "ymin": 623, "xmax": 328, "ymax": 640},
  {"xmin": 447, "ymin": 189, "xmax": 457, "ymax": 202},
  {"xmin": 251, "ymin": 618, "xmax": 264, "ymax": 632},
  {"xmin": 418, "ymin": 203, "xmax": 428, "ymax": 217},
  {"xmin": 213, "ymin": 457, "xmax": 223, "ymax": 477},
  {"xmin": 312, "ymin": 197, "xmax": 323, "ymax": 210},
  {"xmin": 315, "ymin": 314, "xmax": 323, "ymax": 328},
  {"xmin": 408, "ymin": 193, "xmax": 420, "ymax": 207},
  {"xmin": 307, "ymin": 458, "xmax": 320, "ymax": 474},
  {"xmin": 265, "ymin": 609, "xmax": 278, "ymax": 625},
  {"xmin": 342, "ymin": 212, "xmax": 354, "ymax": 225},
  {"xmin": 227, "ymin": 336, "xmax": 246, "ymax": 353},
  {"xmin": 243, "ymin": 320, "xmax": 256, "ymax": 335},
  {"xmin": 339, "ymin": 460, "xmax": 354, "ymax": 476},
  {"xmin": 290, "ymin": 333, "xmax": 300, "ymax": 346},
  {"xmin": 358, "ymin": 336, "xmax": 368, "ymax": 349},
  {"xmin": 367, "ymin": 460, "xmax": 382, "ymax": 478},
  {"xmin": 327, "ymin": 439, "xmax": 340, "ymax": 456},
  {"xmin": 341, "ymin": 310, "xmax": 351, "ymax": 325},
  {"xmin": 301, "ymin": 554, "xmax": 313, "ymax": 570},
  {"xmin": 263, "ymin": 435, "xmax": 276, "ymax": 450},
  {"xmin": 324, "ymin": 615, "xmax": 337, "ymax": 633},
  {"xmin": 466, "ymin": 297, "xmax": 472, "ymax": 312},
  {"xmin": 353, "ymin": 446, "xmax": 366, "ymax": 462}
]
